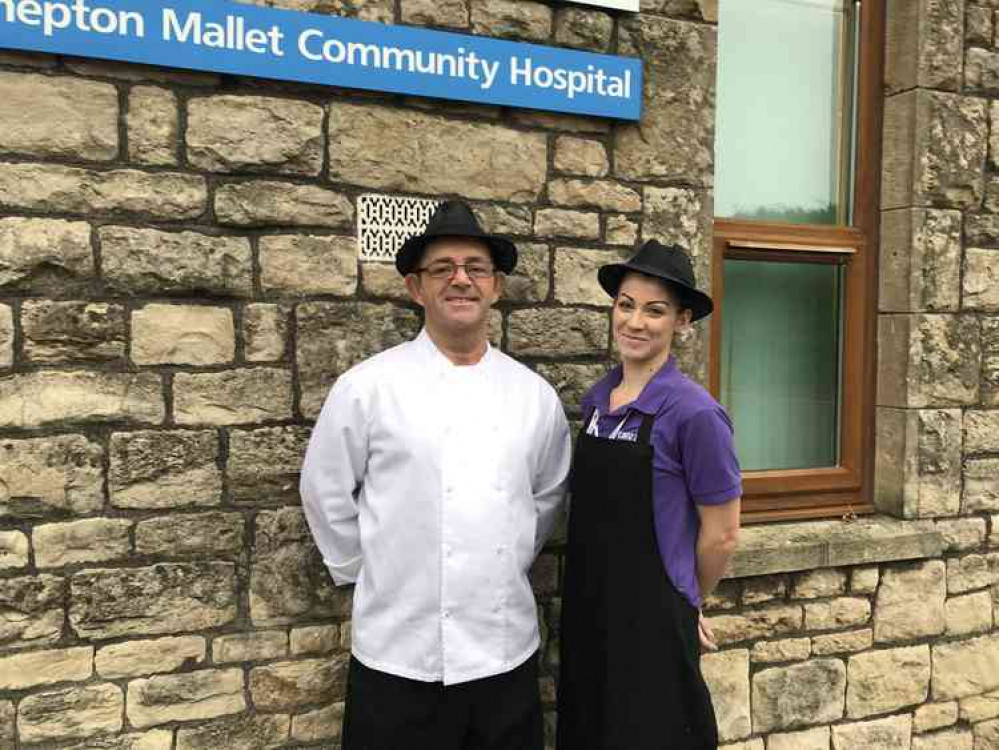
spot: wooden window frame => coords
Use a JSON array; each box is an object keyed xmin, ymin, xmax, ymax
[{"xmin": 709, "ymin": 0, "xmax": 884, "ymax": 524}]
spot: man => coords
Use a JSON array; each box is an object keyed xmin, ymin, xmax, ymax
[{"xmin": 300, "ymin": 200, "xmax": 571, "ymax": 750}]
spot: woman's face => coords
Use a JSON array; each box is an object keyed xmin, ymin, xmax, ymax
[{"xmin": 612, "ymin": 273, "xmax": 692, "ymax": 366}]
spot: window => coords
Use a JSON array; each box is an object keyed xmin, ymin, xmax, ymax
[{"xmin": 711, "ymin": 0, "xmax": 883, "ymax": 521}]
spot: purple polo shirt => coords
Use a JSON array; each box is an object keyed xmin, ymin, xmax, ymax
[{"xmin": 580, "ymin": 356, "xmax": 741, "ymax": 609}]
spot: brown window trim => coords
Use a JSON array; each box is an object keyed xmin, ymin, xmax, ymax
[{"xmin": 709, "ymin": 0, "xmax": 884, "ymax": 524}]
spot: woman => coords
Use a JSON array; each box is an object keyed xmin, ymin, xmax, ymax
[{"xmin": 556, "ymin": 240, "xmax": 742, "ymax": 750}]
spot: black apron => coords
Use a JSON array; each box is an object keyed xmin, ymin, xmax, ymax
[{"xmin": 556, "ymin": 410, "xmax": 718, "ymax": 750}]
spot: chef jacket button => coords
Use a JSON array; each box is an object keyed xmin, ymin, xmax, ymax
[{"xmin": 442, "ymin": 610, "xmax": 450, "ymax": 619}]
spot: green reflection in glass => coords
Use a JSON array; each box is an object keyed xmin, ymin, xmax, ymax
[
  {"xmin": 715, "ymin": 0, "xmax": 856, "ymax": 225},
  {"xmin": 720, "ymin": 259, "xmax": 843, "ymax": 471}
]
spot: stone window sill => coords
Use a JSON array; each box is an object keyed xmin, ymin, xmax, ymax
[{"xmin": 725, "ymin": 515, "xmax": 944, "ymax": 579}]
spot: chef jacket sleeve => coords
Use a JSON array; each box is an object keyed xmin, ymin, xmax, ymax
[
  {"xmin": 531, "ymin": 389, "xmax": 572, "ymax": 556},
  {"xmin": 300, "ymin": 375, "xmax": 369, "ymax": 585}
]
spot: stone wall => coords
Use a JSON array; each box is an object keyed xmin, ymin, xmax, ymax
[{"xmin": 0, "ymin": 0, "xmax": 997, "ymax": 749}]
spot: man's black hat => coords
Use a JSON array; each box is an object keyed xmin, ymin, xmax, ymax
[
  {"xmin": 597, "ymin": 239, "xmax": 714, "ymax": 321},
  {"xmin": 395, "ymin": 200, "xmax": 518, "ymax": 276}
]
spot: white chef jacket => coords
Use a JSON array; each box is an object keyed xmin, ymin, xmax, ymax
[{"xmin": 300, "ymin": 329, "xmax": 571, "ymax": 685}]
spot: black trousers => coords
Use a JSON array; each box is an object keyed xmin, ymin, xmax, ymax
[{"xmin": 342, "ymin": 654, "xmax": 543, "ymax": 750}]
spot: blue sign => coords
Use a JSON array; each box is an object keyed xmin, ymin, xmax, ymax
[{"xmin": 0, "ymin": 0, "xmax": 643, "ymax": 120}]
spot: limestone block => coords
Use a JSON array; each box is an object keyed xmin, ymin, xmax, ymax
[
  {"xmin": 100, "ymin": 227, "xmax": 252, "ymax": 297},
  {"xmin": 69, "ymin": 563, "xmax": 237, "ymax": 640},
  {"xmin": 947, "ymin": 553, "xmax": 999, "ymax": 594},
  {"xmin": 0, "ymin": 72, "xmax": 117, "ymax": 160},
  {"xmin": 913, "ymin": 728, "xmax": 973, "ymax": 750},
  {"xmin": 703, "ymin": 581, "xmax": 739, "ymax": 611},
  {"xmin": 250, "ymin": 655, "xmax": 350, "ymax": 711},
  {"xmin": 982, "ymin": 318, "xmax": 999, "ymax": 406},
  {"xmin": 0, "ymin": 531, "xmax": 27, "ymax": 570},
  {"xmin": 0, "ymin": 371, "xmax": 164, "ymax": 429},
  {"xmin": 767, "ymin": 727, "xmax": 830, "ymax": 750},
  {"xmin": 881, "ymin": 91, "xmax": 987, "ymax": 210},
  {"xmin": 879, "ymin": 209, "xmax": 962, "ymax": 312},
  {"xmin": 975, "ymin": 719, "xmax": 999, "ymax": 750},
  {"xmin": 615, "ymin": 17, "xmax": 715, "ymax": 184},
  {"xmin": 64, "ymin": 59, "xmax": 218, "ymax": 86},
  {"xmin": 187, "ymin": 96, "xmax": 323, "ymax": 175},
  {"xmin": 503, "ymin": 243, "xmax": 550, "ymax": 304},
  {"xmin": 0, "ymin": 435, "xmax": 103, "ymax": 519},
  {"xmin": 215, "ymin": 181, "xmax": 353, "ymax": 228},
  {"xmin": 96, "ymin": 636, "xmax": 206, "ymax": 679},
  {"xmin": 534, "ymin": 363, "xmax": 608, "ymax": 416},
  {"xmin": 946, "ymin": 591, "xmax": 994, "ymax": 636},
  {"xmin": 992, "ymin": 516, "xmax": 999, "ymax": 548},
  {"xmin": 914, "ymin": 701, "xmax": 959, "ymax": 733},
  {"xmin": 22, "ymin": 301, "xmax": 126, "ymax": 363},
  {"xmin": 0, "ymin": 217, "xmax": 92, "ymax": 293},
  {"xmin": 968, "ymin": 7, "xmax": 994, "ymax": 49},
  {"xmin": 291, "ymin": 625, "xmax": 339, "ymax": 656},
  {"xmin": 554, "ymin": 7, "xmax": 612, "ymax": 51},
  {"xmin": 173, "ymin": 368, "xmax": 293, "ymax": 426},
  {"xmin": 751, "ymin": 658, "xmax": 846, "ymax": 733},
  {"xmin": 474, "ymin": 204, "xmax": 533, "ymax": 237},
  {"xmin": 966, "ymin": 213, "xmax": 999, "ymax": 247},
  {"xmin": 965, "ymin": 249, "xmax": 999, "ymax": 311},
  {"xmin": 0, "ymin": 163, "xmax": 207, "ymax": 219},
  {"xmin": 973, "ymin": 49, "xmax": 999, "ymax": 95},
  {"xmin": 606, "ymin": 215, "xmax": 639, "ymax": 246},
  {"xmin": 642, "ymin": 187, "xmax": 712, "ymax": 281},
  {"xmin": 0, "ymin": 702, "xmax": 13, "ymax": 750},
  {"xmin": 259, "ymin": 235, "xmax": 357, "ymax": 295},
  {"xmin": 742, "ymin": 575, "xmax": 788, "ymax": 605},
  {"xmin": 214, "ymin": 631, "xmax": 288, "ymax": 663},
  {"xmin": 227, "ymin": 426, "xmax": 310, "ymax": 504},
  {"xmin": 296, "ymin": 302, "xmax": 420, "ymax": 418},
  {"xmin": 534, "ymin": 209, "xmax": 601, "ymax": 240},
  {"xmin": 175, "ymin": 714, "xmax": 291, "ymax": 750},
  {"xmin": 508, "ymin": 309, "xmax": 608, "ymax": 358},
  {"xmin": 511, "ymin": 109, "xmax": 610, "ymax": 134},
  {"xmin": 132, "ymin": 305, "xmax": 235, "ymax": 366},
  {"xmin": 0, "ymin": 574, "xmax": 64, "ymax": 649},
  {"xmin": 960, "ymin": 689, "xmax": 999, "ymax": 722},
  {"xmin": 811, "ymin": 629, "xmax": 874, "ymax": 656},
  {"xmin": 886, "ymin": 0, "xmax": 962, "ymax": 91},
  {"xmin": 932, "ymin": 633, "xmax": 999, "ymax": 699},
  {"xmin": 549, "ymin": 179, "xmax": 641, "ymax": 213},
  {"xmin": 701, "ymin": 605, "xmax": 800, "ymax": 648},
  {"xmin": 830, "ymin": 715, "xmax": 912, "ymax": 750},
  {"xmin": 792, "ymin": 569, "xmax": 847, "ymax": 599},
  {"xmin": 846, "ymin": 645, "xmax": 931, "ymax": 719},
  {"xmin": 128, "ymin": 86, "xmax": 178, "ymax": 165},
  {"xmin": 719, "ymin": 741, "xmax": 763, "ymax": 750},
  {"xmin": 328, "ymin": 103, "xmax": 547, "ymax": 203},
  {"xmin": 250, "ymin": 508, "xmax": 351, "ymax": 625},
  {"xmin": 110, "ymin": 430, "xmax": 221, "ymax": 509},
  {"xmin": 875, "ymin": 561, "xmax": 946, "ymax": 642},
  {"xmin": 878, "ymin": 316, "xmax": 980, "ymax": 407},
  {"xmin": 750, "ymin": 638, "xmax": 811, "ymax": 664},
  {"xmin": 359, "ymin": 262, "xmax": 408, "ymax": 301},
  {"xmin": 803, "ymin": 598, "xmax": 871, "ymax": 631},
  {"xmin": 470, "ymin": 0, "xmax": 549, "ymax": 39},
  {"xmin": 61, "ymin": 730, "xmax": 182, "ymax": 750},
  {"xmin": 967, "ymin": 410, "xmax": 999, "ymax": 452},
  {"xmin": 291, "ymin": 703, "xmax": 343, "ymax": 743},
  {"xmin": 0, "ymin": 645, "xmax": 91, "ymax": 690},
  {"xmin": 401, "ymin": 0, "xmax": 468, "ymax": 28},
  {"xmin": 127, "ymin": 669, "xmax": 245, "ymax": 728},
  {"xmin": 244, "ymin": 303, "xmax": 289, "ymax": 363},
  {"xmin": 0, "ymin": 304, "xmax": 9, "ymax": 369},
  {"xmin": 701, "ymin": 649, "xmax": 751, "ymax": 742},
  {"xmin": 554, "ymin": 136, "xmax": 609, "ymax": 177},
  {"xmin": 554, "ymin": 247, "xmax": 617, "ymax": 305},
  {"xmin": 937, "ymin": 519, "xmax": 988, "ymax": 551},
  {"xmin": 851, "ymin": 566, "xmax": 880, "ymax": 594},
  {"xmin": 135, "ymin": 512, "xmax": 244, "ymax": 559},
  {"xmin": 17, "ymin": 684, "xmax": 123, "ymax": 744},
  {"xmin": 33, "ymin": 519, "xmax": 132, "ymax": 569},
  {"xmin": 249, "ymin": 0, "xmax": 391, "ymax": 21}
]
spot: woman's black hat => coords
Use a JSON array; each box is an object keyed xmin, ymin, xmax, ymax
[
  {"xmin": 598, "ymin": 239, "xmax": 714, "ymax": 321},
  {"xmin": 395, "ymin": 200, "xmax": 518, "ymax": 276}
]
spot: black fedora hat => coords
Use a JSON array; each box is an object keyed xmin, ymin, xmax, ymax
[
  {"xmin": 395, "ymin": 200, "xmax": 517, "ymax": 276},
  {"xmin": 598, "ymin": 239, "xmax": 714, "ymax": 321}
]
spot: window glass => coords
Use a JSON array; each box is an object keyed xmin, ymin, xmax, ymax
[
  {"xmin": 720, "ymin": 259, "xmax": 843, "ymax": 471},
  {"xmin": 715, "ymin": 0, "xmax": 855, "ymax": 224}
]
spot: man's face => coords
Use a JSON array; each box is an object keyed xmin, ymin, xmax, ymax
[{"xmin": 404, "ymin": 237, "xmax": 502, "ymax": 338}]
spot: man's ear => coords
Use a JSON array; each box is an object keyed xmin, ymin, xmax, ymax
[
  {"xmin": 404, "ymin": 273, "xmax": 426, "ymax": 307},
  {"xmin": 490, "ymin": 272, "xmax": 504, "ymax": 304}
]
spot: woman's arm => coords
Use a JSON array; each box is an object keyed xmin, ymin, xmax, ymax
[{"xmin": 695, "ymin": 497, "xmax": 741, "ymax": 649}]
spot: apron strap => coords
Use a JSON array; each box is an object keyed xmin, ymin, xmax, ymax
[{"xmin": 637, "ymin": 412, "xmax": 655, "ymax": 445}]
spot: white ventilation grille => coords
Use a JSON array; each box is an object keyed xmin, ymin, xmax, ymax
[{"xmin": 357, "ymin": 193, "xmax": 443, "ymax": 262}]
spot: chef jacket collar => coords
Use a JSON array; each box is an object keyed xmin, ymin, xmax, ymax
[
  {"xmin": 595, "ymin": 355, "xmax": 680, "ymax": 418},
  {"xmin": 414, "ymin": 328, "xmax": 496, "ymax": 377}
]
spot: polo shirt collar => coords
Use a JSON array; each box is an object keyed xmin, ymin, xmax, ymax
[{"xmin": 596, "ymin": 355, "xmax": 680, "ymax": 417}]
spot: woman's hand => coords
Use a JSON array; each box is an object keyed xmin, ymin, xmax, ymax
[{"xmin": 698, "ymin": 609, "xmax": 718, "ymax": 651}]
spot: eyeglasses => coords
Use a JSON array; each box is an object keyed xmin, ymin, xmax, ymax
[{"xmin": 416, "ymin": 261, "xmax": 496, "ymax": 280}]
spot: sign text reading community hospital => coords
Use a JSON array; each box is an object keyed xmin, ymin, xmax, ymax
[{"xmin": 0, "ymin": 0, "xmax": 643, "ymax": 120}]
